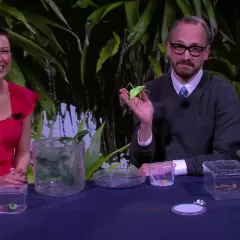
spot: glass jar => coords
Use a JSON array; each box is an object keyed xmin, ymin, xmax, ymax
[{"xmin": 32, "ymin": 137, "xmax": 85, "ymax": 196}]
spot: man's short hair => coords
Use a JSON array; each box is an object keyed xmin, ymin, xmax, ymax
[{"xmin": 167, "ymin": 16, "xmax": 212, "ymax": 45}]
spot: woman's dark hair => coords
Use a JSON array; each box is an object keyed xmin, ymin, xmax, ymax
[{"xmin": 0, "ymin": 27, "xmax": 9, "ymax": 39}]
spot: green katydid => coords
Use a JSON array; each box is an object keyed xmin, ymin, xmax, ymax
[{"xmin": 125, "ymin": 82, "xmax": 150, "ymax": 100}]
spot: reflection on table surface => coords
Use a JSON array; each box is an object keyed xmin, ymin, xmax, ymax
[{"xmin": 1, "ymin": 176, "xmax": 240, "ymax": 240}]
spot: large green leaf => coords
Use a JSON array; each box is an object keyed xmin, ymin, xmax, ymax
[
  {"xmin": 124, "ymin": 0, "xmax": 139, "ymax": 30},
  {"xmin": 85, "ymin": 2, "xmax": 123, "ymax": 37},
  {"xmin": 86, "ymin": 143, "xmax": 130, "ymax": 180},
  {"xmin": 81, "ymin": 2, "xmax": 123, "ymax": 83},
  {"xmin": 27, "ymin": 164, "xmax": 34, "ymax": 184},
  {"xmin": 6, "ymin": 57, "xmax": 25, "ymax": 86},
  {"xmin": 73, "ymin": 0, "xmax": 97, "ymax": 8},
  {"xmin": 23, "ymin": 12, "xmax": 65, "ymax": 54},
  {"xmin": 202, "ymin": 0, "xmax": 218, "ymax": 37},
  {"xmin": 23, "ymin": 11, "xmax": 82, "ymax": 54},
  {"xmin": 7, "ymin": 29, "xmax": 68, "ymax": 83},
  {"xmin": 0, "ymin": 3, "xmax": 35, "ymax": 34},
  {"xmin": 148, "ymin": 55, "xmax": 163, "ymax": 77},
  {"xmin": 192, "ymin": 0, "xmax": 202, "ymax": 16},
  {"xmin": 24, "ymin": 69, "xmax": 56, "ymax": 116},
  {"xmin": 35, "ymin": 111, "xmax": 44, "ymax": 140},
  {"xmin": 96, "ymin": 32, "xmax": 120, "ymax": 73},
  {"xmin": 127, "ymin": 0, "xmax": 156, "ymax": 46},
  {"xmin": 40, "ymin": 0, "xmax": 71, "ymax": 28},
  {"xmin": 85, "ymin": 122, "xmax": 105, "ymax": 171},
  {"xmin": 216, "ymin": 13, "xmax": 235, "ymax": 45},
  {"xmin": 176, "ymin": 0, "xmax": 193, "ymax": 16},
  {"xmin": 161, "ymin": 0, "xmax": 176, "ymax": 43},
  {"xmin": 78, "ymin": 111, "xmax": 88, "ymax": 132}
]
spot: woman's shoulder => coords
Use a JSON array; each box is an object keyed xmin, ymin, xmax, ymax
[
  {"xmin": 8, "ymin": 81, "xmax": 38, "ymax": 95},
  {"xmin": 7, "ymin": 81, "xmax": 39, "ymax": 119}
]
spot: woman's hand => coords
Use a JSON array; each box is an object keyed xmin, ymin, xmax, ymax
[{"xmin": 0, "ymin": 168, "xmax": 27, "ymax": 185}]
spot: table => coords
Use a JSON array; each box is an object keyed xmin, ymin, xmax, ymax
[{"xmin": 1, "ymin": 176, "xmax": 240, "ymax": 240}]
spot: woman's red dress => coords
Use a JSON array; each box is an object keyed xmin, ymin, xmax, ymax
[{"xmin": 0, "ymin": 81, "xmax": 39, "ymax": 176}]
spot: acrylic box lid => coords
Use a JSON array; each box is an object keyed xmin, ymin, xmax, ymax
[
  {"xmin": 203, "ymin": 160, "xmax": 240, "ymax": 176},
  {"xmin": 0, "ymin": 184, "xmax": 28, "ymax": 194}
]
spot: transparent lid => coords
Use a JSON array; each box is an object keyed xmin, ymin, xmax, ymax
[
  {"xmin": 172, "ymin": 204, "xmax": 206, "ymax": 216},
  {"xmin": 0, "ymin": 184, "xmax": 27, "ymax": 193},
  {"xmin": 202, "ymin": 160, "xmax": 240, "ymax": 176}
]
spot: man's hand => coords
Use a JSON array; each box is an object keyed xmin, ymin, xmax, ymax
[
  {"xmin": 0, "ymin": 168, "xmax": 27, "ymax": 185},
  {"xmin": 137, "ymin": 161, "xmax": 174, "ymax": 176}
]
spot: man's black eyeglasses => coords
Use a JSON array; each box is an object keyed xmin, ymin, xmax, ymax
[{"xmin": 170, "ymin": 42, "xmax": 206, "ymax": 57}]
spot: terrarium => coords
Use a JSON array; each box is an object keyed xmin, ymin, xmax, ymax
[
  {"xmin": 0, "ymin": 184, "xmax": 27, "ymax": 214},
  {"xmin": 203, "ymin": 160, "xmax": 240, "ymax": 200},
  {"xmin": 32, "ymin": 137, "xmax": 85, "ymax": 196}
]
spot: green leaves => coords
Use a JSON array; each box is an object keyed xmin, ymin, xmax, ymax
[
  {"xmin": 7, "ymin": 29, "xmax": 68, "ymax": 83},
  {"xmin": 6, "ymin": 57, "xmax": 26, "ymax": 86},
  {"xmin": 202, "ymin": 0, "xmax": 218, "ymax": 37},
  {"xmin": 176, "ymin": 0, "xmax": 193, "ymax": 16},
  {"xmin": 85, "ymin": 2, "xmax": 123, "ymax": 40},
  {"xmin": 127, "ymin": 0, "xmax": 156, "ymax": 46},
  {"xmin": 0, "ymin": 3, "xmax": 36, "ymax": 34},
  {"xmin": 40, "ymin": 0, "xmax": 70, "ymax": 28},
  {"xmin": 73, "ymin": 0, "xmax": 97, "ymax": 8},
  {"xmin": 85, "ymin": 122, "xmax": 105, "ymax": 171},
  {"xmin": 85, "ymin": 121, "xmax": 130, "ymax": 180},
  {"xmin": 81, "ymin": 2, "xmax": 123, "ymax": 82},
  {"xmin": 161, "ymin": 0, "xmax": 176, "ymax": 43},
  {"xmin": 22, "ymin": 12, "xmax": 65, "ymax": 54},
  {"xmin": 96, "ymin": 32, "xmax": 120, "ymax": 73},
  {"xmin": 124, "ymin": 0, "xmax": 139, "ymax": 29}
]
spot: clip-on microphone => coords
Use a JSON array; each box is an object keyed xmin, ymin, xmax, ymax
[
  {"xmin": 179, "ymin": 96, "xmax": 189, "ymax": 108},
  {"xmin": 6, "ymin": 113, "xmax": 22, "ymax": 120}
]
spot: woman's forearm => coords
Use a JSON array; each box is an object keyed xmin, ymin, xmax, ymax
[{"xmin": 14, "ymin": 151, "xmax": 31, "ymax": 173}]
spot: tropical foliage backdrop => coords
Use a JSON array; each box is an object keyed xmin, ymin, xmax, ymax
[{"xmin": 0, "ymin": 0, "xmax": 239, "ymax": 176}]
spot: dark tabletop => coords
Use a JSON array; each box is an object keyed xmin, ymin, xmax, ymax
[{"xmin": 1, "ymin": 176, "xmax": 240, "ymax": 240}]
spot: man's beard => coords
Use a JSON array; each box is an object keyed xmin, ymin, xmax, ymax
[{"xmin": 171, "ymin": 59, "xmax": 200, "ymax": 82}]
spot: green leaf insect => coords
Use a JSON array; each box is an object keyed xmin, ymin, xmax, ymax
[{"xmin": 126, "ymin": 82, "xmax": 149, "ymax": 100}]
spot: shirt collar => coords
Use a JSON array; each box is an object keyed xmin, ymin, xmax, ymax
[{"xmin": 171, "ymin": 69, "xmax": 203, "ymax": 95}]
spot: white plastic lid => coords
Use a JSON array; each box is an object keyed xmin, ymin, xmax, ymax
[{"xmin": 172, "ymin": 203, "xmax": 206, "ymax": 216}]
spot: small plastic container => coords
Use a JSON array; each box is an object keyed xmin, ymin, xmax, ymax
[
  {"xmin": 0, "ymin": 184, "xmax": 27, "ymax": 214},
  {"xmin": 203, "ymin": 160, "xmax": 240, "ymax": 200},
  {"xmin": 148, "ymin": 162, "xmax": 176, "ymax": 187}
]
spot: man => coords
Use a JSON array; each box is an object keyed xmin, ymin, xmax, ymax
[{"xmin": 119, "ymin": 16, "xmax": 240, "ymax": 176}]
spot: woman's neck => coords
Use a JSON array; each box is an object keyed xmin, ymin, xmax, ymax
[{"xmin": 0, "ymin": 79, "xmax": 6, "ymax": 95}]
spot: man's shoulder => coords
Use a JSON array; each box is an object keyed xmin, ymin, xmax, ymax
[
  {"xmin": 205, "ymin": 70, "xmax": 238, "ymax": 98},
  {"xmin": 206, "ymin": 71, "xmax": 233, "ymax": 88}
]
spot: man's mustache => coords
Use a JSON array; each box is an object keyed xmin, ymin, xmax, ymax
[{"xmin": 177, "ymin": 60, "xmax": 194, "ymax": 66}]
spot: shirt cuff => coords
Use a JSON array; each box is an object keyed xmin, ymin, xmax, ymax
[
  {"xmin": 137, "ymin": 130, "xmax": 152, "ymax": 146},
  {"xmin": 173, "ymin": 160, "xmax": 187, "ymax": 175}
]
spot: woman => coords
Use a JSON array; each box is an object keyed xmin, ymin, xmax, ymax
[{"xmin": 0, "ymin": 28, "xmax": 39, "ymax": 184}]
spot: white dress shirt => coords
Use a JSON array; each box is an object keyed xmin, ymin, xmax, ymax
[{"xmin": 137, "ymin": 69, "xmax": 203, "ymax": 175}]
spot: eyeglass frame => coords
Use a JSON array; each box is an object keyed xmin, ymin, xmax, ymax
[{"xmin": 169, "ymin": 42, "xmax": 207, "ymax": 57}]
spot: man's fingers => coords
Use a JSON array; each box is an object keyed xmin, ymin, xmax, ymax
[
  {"xmin": 137, "ymin": 164, "xmax": 150, "ymax": 176},
  {"xmin": 140, "ymin": 91, "xmax": 150, "ymax": 102}
]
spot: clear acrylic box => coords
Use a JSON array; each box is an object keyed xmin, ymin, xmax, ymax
[
  {"xmin": 0, "ymin": 184, "xmax": 27, "ymax": 214},
  {"xmin": 203, "ymin": 160, "xmax": 240, "ymax": 200}
]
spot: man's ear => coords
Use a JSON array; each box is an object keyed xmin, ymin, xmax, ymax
[
  {"xmin": 204, "ymin": 45, "xmax": 211, "ymax": 60},
  {"xmin": 165, "ymin": 41, "xmax": 170, "ymax": 57}
]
